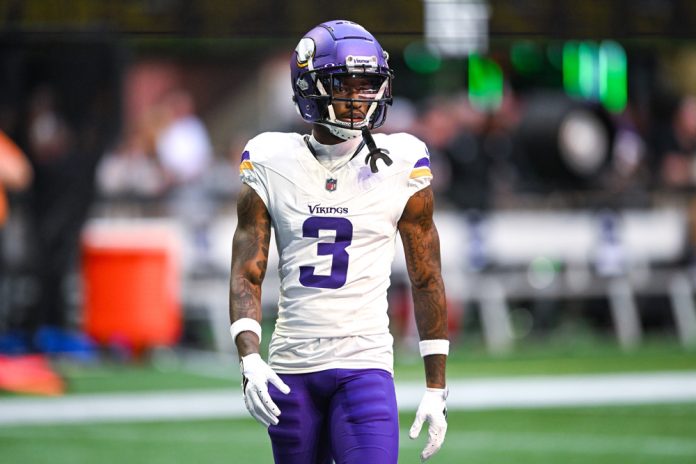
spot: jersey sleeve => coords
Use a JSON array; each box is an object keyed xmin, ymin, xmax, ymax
[
  {"xmin": 406, "ymin": 138, "xmax": 433, "ymax": 195},
  {"xmin": 238, "ymin": 141, "xmax": 270, "ymax": 208}
]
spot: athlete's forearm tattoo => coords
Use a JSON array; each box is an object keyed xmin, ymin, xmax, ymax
[
  {"xmin": 399, "ymin": 188, "xmax": 447, "ymax": 338},
  {"xmin": 229, "ymin": 186, "xmax": 271, "ymax": 325},
  {"xmin": 399, "ymin": 187, "xmax": 448, "ymax": 387}
]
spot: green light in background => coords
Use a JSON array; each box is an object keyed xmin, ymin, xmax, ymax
[
  {"xmin": 468, "ymin": 53, "xmax": 503, "ymax": 112},
  {"xmin": 563, "ymin": 41, "xmax": 599, "ymax": 100},
  {"xmin": 564, "ymin": 39, "xmax": 628, "ymax": 113},
  {"xmin": 403, "ymin": 41, "xmax": 442, "ymax": 74},
  {"xmin": 578, "ymin": 41, "xmax": 599, "ymax": 99},
  {"xmin": 563, "ymin": 41, "xmax": 581, "ymax": 97},
  {"xmin": 599, "ymin": 40, "xmax": 627, "ymax": 113}
]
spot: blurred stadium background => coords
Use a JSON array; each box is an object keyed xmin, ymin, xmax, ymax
[{"xmin": 1, "ymin": 1, "xmax": 696, "ymax": 463}]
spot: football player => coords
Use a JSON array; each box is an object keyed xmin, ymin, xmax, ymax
[{"xmin": 229, "ymin": 19, "xmax": 449, "ymax": 463}]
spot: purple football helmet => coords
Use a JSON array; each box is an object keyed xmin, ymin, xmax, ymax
[{"xmin": 291, "ymin": 20, "xmax": 393, "ymax": 139}]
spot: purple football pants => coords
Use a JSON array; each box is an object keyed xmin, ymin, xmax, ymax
[{"xmin": 267, "ymin": 368, "xmax": 399, "ymax": 464}]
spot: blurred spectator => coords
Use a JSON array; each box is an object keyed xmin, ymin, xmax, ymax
[
  {"xmin": 155, "ymin": 89, "xmax": 213, "ymax": 187},
  {"xmin": 409, "ymin": 96, "xmax": 465, "ymax": 199},
  {"xmin": 421, "ymin": 90, "xmax": 520, "ymax": 212},
  {"xmin": 0, "ymin": 131, "xmax": 32, "ymax": 353},
  {"xmin": 96, "ymin": 130, "xmax": 165, "ymax": 199},
  {"xmin": 654, "ymin": 95, "xmax": 696, "ymax": 189},
  {"xmin": 601, "ymin": 104, "xmax": 650, "ymax": 206},
  {"xmin": 611, "ymin": 109, "xmax": 647, "ymax": 184},
  {"xmin": 16, "ymin": 84, "xmax": 104, "ymax": 357},
  {"xmin": 0, "ymin": 130, "xmax": 32, "ymax": 229},
  {"xmin": 0, "ymin": 36, "xmax": 124, "ymax": 358},
  {"xmin": 648, "ymin": 94, "xmax": 696, "ymax": 265},
  {"xmin": 155, "ymin": 89, "xmax": 215, "ymax": 271},
  {"xmin": 96, "ymin": 85, "xmax": 218, "ymax": 272}
]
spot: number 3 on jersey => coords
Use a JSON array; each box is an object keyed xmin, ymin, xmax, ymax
[{"xmin": 299, "ymin": 216, "xmax": 352, "ymax": 289}]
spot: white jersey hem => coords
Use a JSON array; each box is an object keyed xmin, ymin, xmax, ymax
[{"xmin": 270, "ymin": 360, "xmax": 394, "ymax": 376}]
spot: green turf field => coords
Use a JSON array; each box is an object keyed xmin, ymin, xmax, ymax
[
  {"xmin": 1, "ymin": 336, "xmax": 695, "ymax": 463},
  {"xmin": 1, "ymin": 404, "xmax": 695, "ymax": 463},
  {"xmin": 43, "ymin": 335, "xmax": 696, "ymax": 395}
]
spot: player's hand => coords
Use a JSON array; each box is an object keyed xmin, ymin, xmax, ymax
[
  {"xmin": 409, "ymin": 387, "xmax": 449, "ymax": 462},
  {"xmin": 240, "ymin": 353, "xmax": 291, "ymax": 427}
]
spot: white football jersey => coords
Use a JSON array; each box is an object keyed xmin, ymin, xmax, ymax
[{"xmin": 239, "ymin": 131, "xmax": 432, "ymax": 373}]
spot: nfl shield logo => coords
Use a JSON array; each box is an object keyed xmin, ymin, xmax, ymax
[{"xmin": 325, "ymin": 178, "xmax": 337, "ymax": 192}]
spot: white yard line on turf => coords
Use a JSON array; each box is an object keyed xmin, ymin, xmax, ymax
[
  {"xmin": 398, "ymin": 430, "xmax": 696, "ymax": 457},
  {"xmin": 1, "ymin": 371, "xmax": 695, "ymax": 426}
]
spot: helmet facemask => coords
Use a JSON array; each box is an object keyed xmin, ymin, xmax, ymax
[{"xmin": 298, "ymin": 65, "xmax": 392, "ymax": 140}]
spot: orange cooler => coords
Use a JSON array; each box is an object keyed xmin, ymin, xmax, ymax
[{"xmin": 81, "ymin": 220, "xmax": 182, "ymax": 351}]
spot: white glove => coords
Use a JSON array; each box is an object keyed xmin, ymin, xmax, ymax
[
  {"xmin": 409, "ymin": 387, "xmax": 449, "ymax": 462},
  {"xmin": 240, "ymin": 353, "xmax": 291, "ymax": 427}
]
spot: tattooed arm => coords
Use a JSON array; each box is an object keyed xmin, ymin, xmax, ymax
[
  {"xmin": 230, "ymin": 184, "xmax": 272, "ymax": 358},
  {"xmin": 230, "ymin": 184, "xmax": 290, "ymax": 426},
  {"xmin": 397, "ymin": 186, "xmax": 448, "ymax": 388}
]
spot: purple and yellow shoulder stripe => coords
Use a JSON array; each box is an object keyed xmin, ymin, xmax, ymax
[
  {"xmin": 410, "ymin": 156, "xmax": 432, "ymax": 179},
  {"xmin": 239, "ymin": 150, "xmax": 253, "ymax": 173}
]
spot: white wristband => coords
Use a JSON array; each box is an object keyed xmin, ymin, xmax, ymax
[
  {"xmin": 419, "ymin": 339, "xmax": 450, "ymax": 357},
  {"xmin": 230, "ymin": 318, "xmax": 262, "ymax": 343}
]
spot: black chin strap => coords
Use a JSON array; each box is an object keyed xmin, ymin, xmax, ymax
[{"xmin": 361, "ymin": 127, "xmax": 392, "ymax": 173}]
